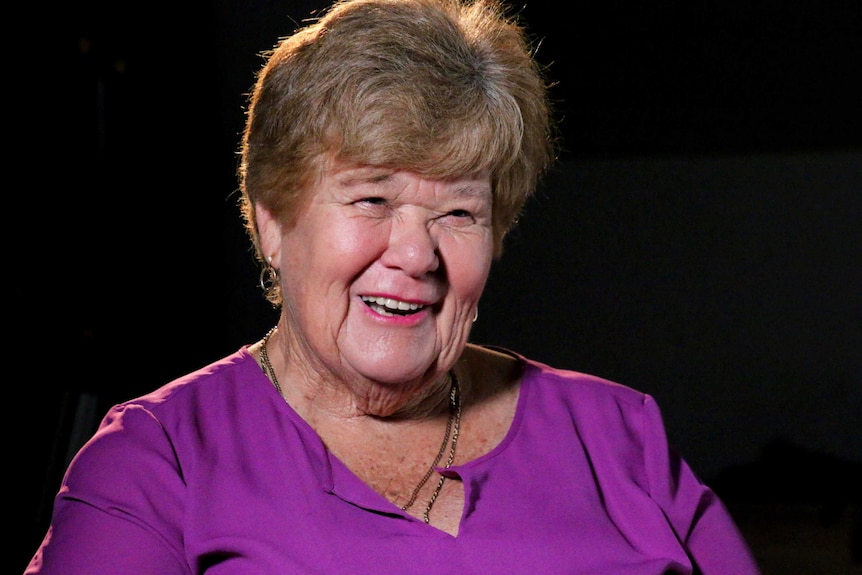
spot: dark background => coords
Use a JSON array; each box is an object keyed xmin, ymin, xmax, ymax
[{"xmin": 14, "ymin": 0, "xmax": 861, "ymax": 572}]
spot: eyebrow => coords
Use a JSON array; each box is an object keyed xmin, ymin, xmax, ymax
[
  {"xmin": 451, "ymin": 182, "xmax": 492, "ymax": 200},
  {"xmin": 333, "ymin": 166, "xmax": 395, "ymax": 187},
  {"xmin": 333, "ymin": 165, "xmax": 491, "ymax": 199}
]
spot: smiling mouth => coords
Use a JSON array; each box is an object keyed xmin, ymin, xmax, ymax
[{"xmin": 361, "ymin": 296, "xmax": 425, "ymax": 317}]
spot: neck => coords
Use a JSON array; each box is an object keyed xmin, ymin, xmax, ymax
[
  {"xmin": 259, "ymin": 325, "xmax": 458, "ymax": 422},
  {"xmin": 376, "ymin": 371, "xmax": 455, "ymax": 421}
]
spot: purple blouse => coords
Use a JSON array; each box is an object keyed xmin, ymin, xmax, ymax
[{"xmin": 26, "ymin": 347, "xmax": 760, "ymax": 574}]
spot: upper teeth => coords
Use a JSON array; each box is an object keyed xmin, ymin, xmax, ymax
[{"xmin": 361, "ymin": 296, "xmax": 422, "ymax": 311}]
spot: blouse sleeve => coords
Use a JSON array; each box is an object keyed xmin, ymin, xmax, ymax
[
  {"xmin": 25, "ymin": 403, "xmax": 190, "ymax": 575},
  {"xmin": 641, "ymin": 394, "xmax": 762, "ymax": 574}
]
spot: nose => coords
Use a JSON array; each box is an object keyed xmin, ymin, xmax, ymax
[{"xmin": 380, "ymin": 216, "xmax": 440, "ymax": 277}]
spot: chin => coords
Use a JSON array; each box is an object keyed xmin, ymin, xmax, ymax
[{"xmin": 348, "ymin": 351, "xmax": 436, "ymax": 386}]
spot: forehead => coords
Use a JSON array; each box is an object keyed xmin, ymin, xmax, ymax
[{"xmin": 328, "ymin": 163, "xmax": 491, "ymax": 196}]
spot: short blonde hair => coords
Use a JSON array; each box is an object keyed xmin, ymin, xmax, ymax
[{"xmin": 239, "ymin": 0, "xmax": 557, "ymax": 304}]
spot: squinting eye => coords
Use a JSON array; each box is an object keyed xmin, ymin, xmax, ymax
[
  {"xmin": 359, "ymin": 197, "xmax": 387, "ymax": 206},
  {"xmin": 449, "ymin": 209, "xmax": 472, "ymax": 218}
]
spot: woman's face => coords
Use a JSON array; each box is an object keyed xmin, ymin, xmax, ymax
[{"xmin": 276, "ymin": 164, "xmax": 494, "ymax": 387}]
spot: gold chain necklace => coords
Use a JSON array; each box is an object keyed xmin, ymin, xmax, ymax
[
  {"xmin": 260, "ymin": 326, "xmax": 282, "ymax": 396},
  {"xmin": 401, "ymin": 372, "xmax": 461, "ymax": 523},
  {"xmin": 258, "ymin": 326, "xmax": 462, "ymax": 524}
]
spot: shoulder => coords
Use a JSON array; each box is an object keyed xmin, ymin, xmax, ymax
[
  {"xmin": 474, "ymin": 346, "xmax": 668, "ymax": 447},
  {"xmin": 500, "ymin": 349, "xmax": 673, "ymax": 484},
  {"xmin": 469, "ymin": 344, "xmax": 650, "ymax": 408},
  {"xmin": 521, "ymin": 354, "xmax": 649, "ymax": 408},
  {"xmin": 80, "ymin": 347, "xmax": 272, "ymax": 458},
  {"xmin": 118, "ymin": 347, "xmax": 267, "ymax": 420},
  {"xmin": 465, "ymin": 344, "xmax": 662, "ymax": 439},
  {"xmin": 66, "ymin": 347, "xmax": 277, "ymax": 484}
]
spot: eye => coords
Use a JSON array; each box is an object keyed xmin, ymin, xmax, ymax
[
  {"xmin": 353, "ymin": 196, "xmax": 392, "ymax": 217},
  {"xmin": 448, "ymin": 209, "xmax": 473, "ymax": 219},
  {"xmin": 438, "ymin": 208, "xmax": 476, "ymax": 226},
  {"xmin": 357, "ymin": 197, "xmax": 388, "ymax": 206}
]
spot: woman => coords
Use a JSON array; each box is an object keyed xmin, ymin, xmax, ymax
[{"xmin": 25, "ymin": 0, "xmax": 761, "ymax": 573}]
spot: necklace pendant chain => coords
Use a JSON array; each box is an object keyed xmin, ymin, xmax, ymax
[
  {"xmin": 402, "ymin": 372, "xmax": 462, "ymax": 524},
  {"xmin": 260, "ymin": 326, "xmax": 283, "ymax": 396}
]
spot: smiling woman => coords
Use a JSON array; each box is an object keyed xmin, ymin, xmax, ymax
[{"xmin": 24, "ymin": 0, "xmax": 761, "ymax": 573}]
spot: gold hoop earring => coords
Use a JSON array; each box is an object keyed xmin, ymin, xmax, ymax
[
  {"xmin": 473, "ymin": 308, "xmax": 479, "ymax": 323},
  {"xmin": 259, "ymin": 261, "xmax": 279, "ymax": 292}
]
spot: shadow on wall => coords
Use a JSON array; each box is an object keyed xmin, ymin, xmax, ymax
[{"xmin": 710, "ymin": 438, "xmax": 862, "ymax": 574}]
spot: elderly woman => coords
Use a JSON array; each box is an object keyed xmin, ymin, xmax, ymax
[{"xmin": 25, "ymin": 0, "xmax": 761, "ymax": 573}]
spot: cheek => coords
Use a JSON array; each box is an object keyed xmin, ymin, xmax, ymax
[
  {"xmin": 449, "ymin": 242, "xmax": 494, "ymax": 299},
  {"xmin": 329, "ymin": 227, "xmax": 369, "ymax": 256},
  {"xmin": 326, "ymin": 221, "xmax": 386, "ymax": 268},
  {"xmin": 469, "ymin": 258, "xmax": 493, "ymax": 298},
  {"xmin": 289, "ymin": 214, "xmax": 374, "ymax": 261},
  {"xmin": 306, "ymin": 220, "xmax": 390, "ymax": 290}
]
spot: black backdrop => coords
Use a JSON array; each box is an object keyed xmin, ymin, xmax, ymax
[{"xmin": 14, "ymin": 0, "xmax": 862, "ymax": 571}]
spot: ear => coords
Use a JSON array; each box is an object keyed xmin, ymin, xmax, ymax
[{"xmin": 255, "ymin": 202, "xmax": 282, "ymax": 268}]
